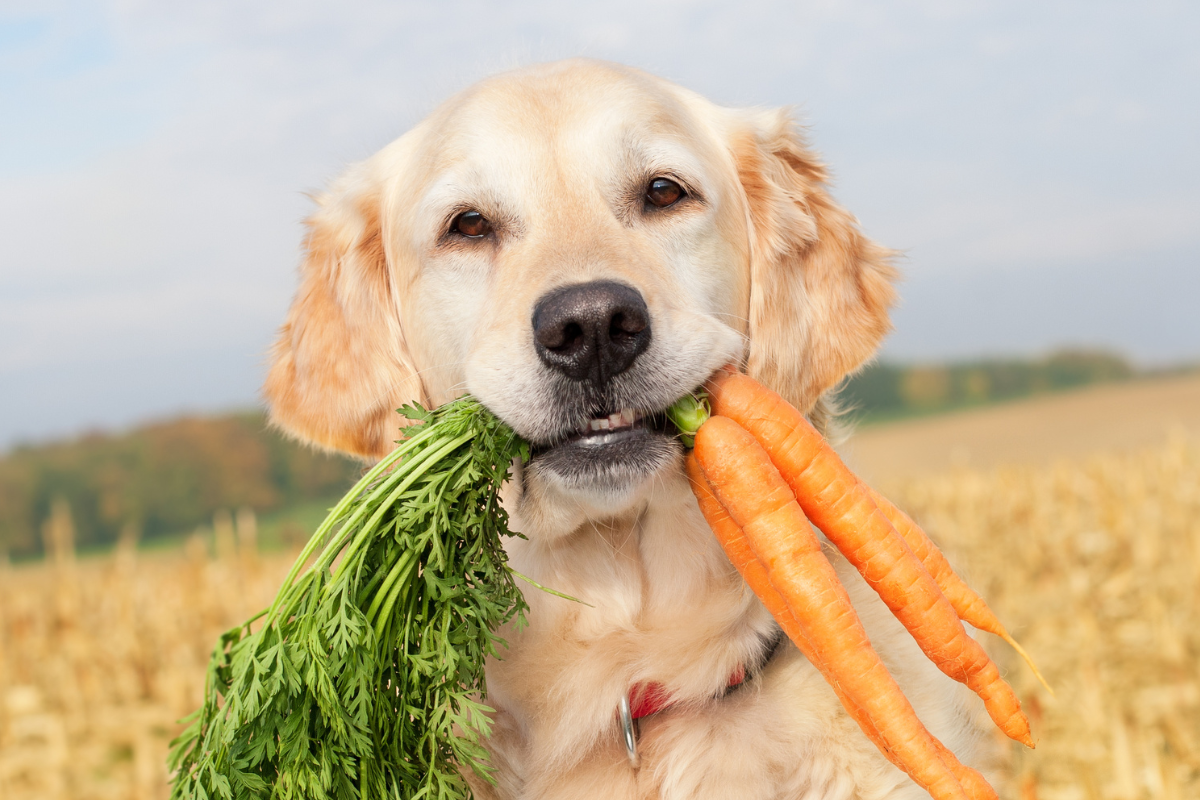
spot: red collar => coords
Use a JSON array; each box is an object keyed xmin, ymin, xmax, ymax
[
  {"xmin": 617, "ymin": 633, "xmax": 783, "ymax": 768},
  {"xmin": 627, "ymin": 664, "xmax": 747, "ymax": 720}
]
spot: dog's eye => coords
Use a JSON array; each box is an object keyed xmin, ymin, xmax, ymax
[
  {"xmin": 452, "ymin": 210, "xmax": 492, "ymax": 238},
  {"xmin": 645, "ymin": 177, "xmax": 685, "ymax": 208}
]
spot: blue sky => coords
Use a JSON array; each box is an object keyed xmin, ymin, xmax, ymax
[{"xmin": 2, "ymin": 1, "xmax": 1198, "ymax": 448}]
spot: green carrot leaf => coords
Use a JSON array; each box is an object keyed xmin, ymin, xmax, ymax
[{"xmin": 169, "ymin": 395, "xmax": 530, "ymax": 800}]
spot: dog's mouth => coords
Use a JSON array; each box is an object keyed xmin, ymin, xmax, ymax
[
  {"xmin": 558, "ymin": 408, "xmax": 669, "ymax": 446},
  {"xmin": 527, "ymin": 402, "xmax": 682, "ymax": 490},
  {"xmin": 532, "ymin": 404, "xmax": 676, "ymax": 452}
]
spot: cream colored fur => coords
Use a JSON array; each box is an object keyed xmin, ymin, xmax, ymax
[{"xmin": 264, "ymin": 59, "xmax": 1000, "ymax": 800}]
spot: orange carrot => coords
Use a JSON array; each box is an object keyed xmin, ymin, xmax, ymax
[
  {"xmin": 692, "ymin": 420, "xmax": 971, "ymax": 800},
  {"xmin": 686, "ymin": 454, "xmax": 998, "ymax": 799},
  {"xmin": 707, "ymin": 373, "xmax": 1033, "ymax": 748},
  {"xmin": 930, "ymin": 738, "xmax": 999, "ymax": 800},
  {"xmin": 867, "ymin": 488, "xmax": 1050, "ymax": 693}
]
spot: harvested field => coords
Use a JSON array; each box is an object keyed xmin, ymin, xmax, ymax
[
  {"xmin": 1, "ymin": 430, "xmax": 1197, "ymax": 798},
  {"xmin": 886, "ymin": 432, "xmax": 1200, "ymax": 799},
  {"xmin": 0, "ymin": 518, "xmax": 297, "ymax": 800},
  {"xmin": 844, "ymin": 372, "xmax": 1200, "ymax": 483}
]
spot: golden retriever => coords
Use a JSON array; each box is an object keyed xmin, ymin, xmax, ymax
[{"xmin": 264, "ymin": 59, "xmax": 999, "ymax": 800}]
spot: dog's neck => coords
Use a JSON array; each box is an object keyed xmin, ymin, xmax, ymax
[{"xmin": 490, "ymin": 466, "xmax": 776, "ymax": 770}]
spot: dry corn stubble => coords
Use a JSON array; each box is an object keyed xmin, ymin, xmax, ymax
[
  {"xmin": 0, "ymin": 511, "xmax": 293, "ymax": 800},
  {"xmin": 883, "ymin": 431, "xmax": 1200, "ymax": 800},
  {"xmin": 1, "ymin": 435, "xmax": 1197, "ymax": 799}
]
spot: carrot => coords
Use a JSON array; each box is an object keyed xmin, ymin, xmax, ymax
[
  {"xmin": 690, "ymin": 421, "xmax": 971, "ymax": 800},
  {"xmin": 929, "ymin": 738, "xmax": 999, "ymax": 800},
  {"xmin": 706, "ymin": 373, "xmax": 1033, "ymax": 748},
  {"xmin": 694, "ymin": 376, "xmax": 1047, "ymax": 692},
  {"xmin": 686, "ymin": 454, "xmax": 999, "ymax": 799},
  {"xmin": 867, "ymin": 488, "xmax": 1051, "ymax": 694}
]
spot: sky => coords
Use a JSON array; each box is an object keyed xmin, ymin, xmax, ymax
[{"xmin": 2, "ymin": 0, "xmax": 1198, "ymax": 449}]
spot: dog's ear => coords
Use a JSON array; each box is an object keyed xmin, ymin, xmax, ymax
[
  {"xmin": 264, "ymin": 166, "xmax": 425, "ymax": 460},
  {"xmin": 731, "ymin": 109, "xmax": 898, "ymax": 413}
]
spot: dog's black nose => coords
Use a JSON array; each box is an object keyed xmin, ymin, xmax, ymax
[{"xmin": 532, "ymin": 281, "xmax": 651, "ymax": 386}]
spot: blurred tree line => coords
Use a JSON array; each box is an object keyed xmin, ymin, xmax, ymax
[
  {"xmin": 0, "ymin": 413, "xmax": 359, "ymax": 559},
  {"xmin": 0, "ymin": 350, "xmax": 1150, "ymax": 559},
  {"xmin": 838, "ymin": 349, "xmax": 1135, "ymax": 423}
]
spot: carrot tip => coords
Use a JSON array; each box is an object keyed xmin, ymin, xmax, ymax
[{"xmin": 999, "ymin": 630, "xmax": 1054, "ymax": 697}]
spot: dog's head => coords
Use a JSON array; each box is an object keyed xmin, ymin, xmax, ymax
[{"xmin": 264, "ymin": 60, "xmax": 896, "ymax": 532}]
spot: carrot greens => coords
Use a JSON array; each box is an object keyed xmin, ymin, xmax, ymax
[{"xmin": 168, "ymin": 396, "xmax": 529, "ymax": 800}]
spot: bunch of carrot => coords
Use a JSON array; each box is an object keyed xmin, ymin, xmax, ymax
[{"xmin": 679, "ymin": 372, "xmax": 1046, "ymax": 800}]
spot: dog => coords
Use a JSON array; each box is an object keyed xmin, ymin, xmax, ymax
[{"xmin": 263, "ymin": 59, "xmax": 999, "ymax": 800}]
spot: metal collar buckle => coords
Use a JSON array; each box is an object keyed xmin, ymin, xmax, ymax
[{"xmin": 618, "ymin": 693, "xmax": 641, "ymax": 769}]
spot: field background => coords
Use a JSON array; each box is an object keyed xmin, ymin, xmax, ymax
[
  {"xmin": 850, "ymin": 372, "xmax": 1200, "ymax": 799},
  {"xmin": 1, "ymin": 367, "xmax": 1198, "ymax": 799}
]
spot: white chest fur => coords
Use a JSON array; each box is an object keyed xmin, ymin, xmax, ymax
[{"xmin": 472, "ymin": 470, "xmax": 995, "ymax": 800}]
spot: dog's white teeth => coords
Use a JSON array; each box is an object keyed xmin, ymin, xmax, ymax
[{"xmin": 581, "ymin": 409, "xmax": 642, "ymax": 435}]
